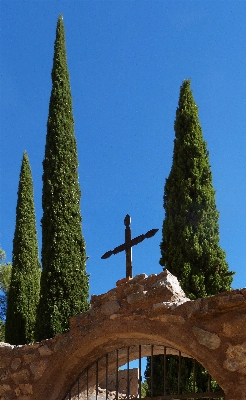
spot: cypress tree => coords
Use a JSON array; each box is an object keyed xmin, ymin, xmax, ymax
[
  {"xmin": 5, "ymin": 152, "xmax": 40, "ymax": 345},
  {"xmin": 160, "ymin": 79, "xmax": 234, "ymax": 298},
  {"xmin": 36, "ymin": 15, "xmax": 89, "ymax": 341},
  {"xmin": 145, "ymin": 80, "xmax": 234, "ymax": 396}
]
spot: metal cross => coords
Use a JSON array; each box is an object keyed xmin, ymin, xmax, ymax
[{"xmin": 101, "ymin": 214, "xmax": 159, "ymax": 278}]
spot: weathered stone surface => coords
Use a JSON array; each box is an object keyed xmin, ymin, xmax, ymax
[
  {"xmin": 19, "ymin": 384, "xmax": 33, "ymax": 395},
  {"xmin": 157, "ymin": 315, "xmax": 185, "ymax": 324},
  {"xmin": 152, "ymin": 270, "xmax": 186, "ymax": 298},
  {"xmin": 0, "ymin": 271, "xmax": 245, "ymax": 400},
  {"xmin": 30, "ymin": 361, "xmax": 47, "ymax": 380},
  {"xmin": 100, "ymin": 300, "xmax": 120, "ymax": 316},
  {"xmin": 0, "ymin": 370, "xmax": 10, "ymax": 381},
  {"xmin": 0, "ymin": 343, "xmax": 14, "ymax": 355},
  {"xmin": 11, "ymin": 358, "xmax": 21, "ymax": 370},
  {"xmin": 222, "ymin": 315, "xmax": 246, "ymax": 338},
  {"xmin": 15, "ymin": 386, "xmax": 21, "ymax": 396},
  {"xmin": 127, "ymin": 291, "xmax": 147, "ymax": 304},
  {"xmin": 116, "ymin": 276, "xmax": 132, "ymax": 286},
  {"xmin": 22, "ymin": 354, "xmax": 36, "ymax": 364},
  {"xmin": 0, "ymin": 384, "xmax": 11, "ymax": 395},
  {"xmin": 153, "ymin": 299, "xmax": 189, "ymax": 310},
  {"xmin": 54, "ymin": 334, "xmax": 72, "ymax": 352},
  {"xmin": 223, "ymin": 342, "xmax": 246, "ymax": 374},
  {"xmin": 100, "ymin": 368, "xmax": 139, "ymax": 396},
  {"xmin": 0, "ymin": 358, "xmax": 10, "ymax": 369},
  {"xmin": 183, "ymin": 298, "xmax": 201, "ymax": 318},
  {"xmin": 38, "ymin": 344, "xmax": 52, "ymax": 357},
  {"xmin": 11, "ymin": 369, "xmax": 30, "ymax": 384},
  {"xmin": 192, "ymin": 326, "xmax": 221, "ymax": 349},
  {"xmin": 109, "ymin": 314, "xmax": 120, "ymax": 320},
  {"xmin": 130, "ymin": 273, "xmax": 147, "ymax": 283}
]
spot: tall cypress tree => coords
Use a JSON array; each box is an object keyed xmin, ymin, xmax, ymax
[
  {"xmin": 5, "ymin": 152, "xmax": 40, "ymax": 345},
  {"xmin": 160, "ymin": 79, "xmax": 233, "ymax": 298},
  {"xmin": 36, "ymin": 15, "xmax": 89, "ymax": 341},
  {"xmin": 145, "ymin": 80, "xmax": 234, "ymax": 396}
]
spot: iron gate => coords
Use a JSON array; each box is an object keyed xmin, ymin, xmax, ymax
[{"xmin": 63, "ymin": 345, "xmax": 225, "ymax": 400}]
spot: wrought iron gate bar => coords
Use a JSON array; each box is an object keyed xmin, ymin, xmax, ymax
[
  {"xmin": 106, "ymin": 353, "xmax": 108, "ymax": 400},
  {"xmin": 151, "ymin": 345, "xmax": 154, "ymax": 398},
  {"xmin": 86, "ymin": 367, "xmax": 88, "ymax": 400},
  {"xmin": 116, "ymin": 349, "xmax": 119, "ymax": 400},
  {"xmin": 193, "ymin": 359, "xmax": 196, "ymax": 393},
  {"xmin": 178, "ymin": 351, "xmax": 181, "ymax": 394},
  {"xmin": 139, "ymin": 345, "xmax": 142, "ymax": 399},
  {"xmin": 62, "ymin": 344, "xmax": 225, "ymax": 400},
  {"xmin": 163, "ymin": 346, "xmax": 167, "ymax": 396},
  {"xmin": 96, "ymin": 360, "xmax": 98, "ymax": 400},
  {"xmin": 208, "ymin": 373, "xmax": 211, "ymax": 393},
  {"xmin": 127, "ymin": 346, "xmax": 130, "ymax": 400}
]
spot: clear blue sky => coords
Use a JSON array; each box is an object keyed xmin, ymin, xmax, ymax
[{"xmin": 0, "ymin": 1, "xmax": 245, "ymax": 297}]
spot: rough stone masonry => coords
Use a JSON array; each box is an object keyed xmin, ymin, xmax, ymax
[{"xmin": 0, "ymin": 270, "xmax": 245, "ymax": 400}]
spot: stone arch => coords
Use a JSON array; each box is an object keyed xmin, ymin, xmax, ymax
[
  {"xmin": 58, "ymin": 325, "xmax": 225, "ymax": 399},
  {"xmin": 36, "ymin": 316, "xmax": 234, "ymax": 400},
  {"xmin": 1, "ymin": 271, "xmax": 245, "ymax": 400}
]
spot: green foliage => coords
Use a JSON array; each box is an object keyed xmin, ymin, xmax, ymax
[
  {"xmin": 0, "ymin": 248, "xmax": 12, "ymax": 294},
  {"xmin": 0, "ymin": 320, "xmax": 5, "ymax": 342},
  {"xmin": 36, "ymin": 15, "xmax": 89, "ymax": 341},
  {"xmin": 145, "ymin": 355, "xmax": 223, "ymax": 396},
  {"xmin": 147, "ymin": 80, "xmax": 234, "ymax": 396},
  {"xmin": 141, "ymin": 381, "xmax": 148, "ymax": 398},
  {"xmin": 0, "ymin": 248, "xmax": 5, "ymax": 261},
  {"xmin": 160, "ymin": 79, "xmax": 234, "ymax": 298},
  {"xmin": 0, "ymin": 248, "xmax": 12, "ymax": 340},
  {"xmin": 5, "ymin": 152, "xmax": 40, "ymax": 345}
]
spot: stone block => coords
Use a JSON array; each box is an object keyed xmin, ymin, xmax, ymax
[
  {"xmin": 30, "ymin": 360, "xmax": 47, "ymax": 380},
  {"xmin": 0, "ymin": 344, "xmax": 14, "ymax": 356},
  {"xmin": 100, "ymin": 300, "xmax": 120, "ymax": 316},
  {"xmin": 19, "ymin": 384, "xmax": 33, "ymax": 395},
  {"xmin": 54, "ymin": 334, "xmax": 72, "ymax": 352},
  {"xmin": 0, "ymin": 385, "xmax": 11, "ymax": 395},
  {"xmin": 223, "ymin": 342, "xmax": 246, "ymax": 374},
  {"xmin": 11, "ymin": 358, "xmax": 21, "ymax": 370},
  {"xmin": 127, "ymin": 291, "xmax": 147, "ymax": 304},
  {"xmin": 11, "ymin": 369, "xmax": 30, "ymax": 384},
  {"xmin": 153, "ymin": 299, "xmax": 189, "ymax": 310},
  {"xmin": 157, "ymin": 314, "xmax": 185, "ymax": 323},
  {"xmin": 22, "ymin": 354, "xmax": 36, "ymax": 364},
  {"xmin": 222, "ymin": 314, "xmax": 246, "ymax": 338},
  {"xmin": 130, "ymin": 273, "xmax": 147, "ymax": 283},
  {"xmin": 0, "ymin": 370, "xmax": 10, "ymax": 382},
  {"xmin": 38, "ymin": 344, "xmax": 53, "ymax": 357},
  {"xmin": 0, "ymin": 359, "xmax": 10, "ymax": 369},
  {"xmin": 151, "ymin": 270, "xmax": 187, "ymax": 301},
  {"xmin": 192, "ymin": 326, "xmax": 221, "ymax": 349}
]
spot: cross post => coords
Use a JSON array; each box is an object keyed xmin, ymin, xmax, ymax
[
  {"xmin": 101, "ymin": 214, "xmax": 159, "ymax": 278},
  {"xmin": 124, "ymin": 214, "xmax": 132, "ymax": 278}
]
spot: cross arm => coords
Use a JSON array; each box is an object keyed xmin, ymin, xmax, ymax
[{"xmin": 101, "ymin": 228, "xmax": 159, "ymax": 260}]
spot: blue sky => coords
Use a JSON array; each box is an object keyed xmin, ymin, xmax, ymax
[{"xmin": 0, "ymin": 1, "xmax": 245, "ymax": 298}]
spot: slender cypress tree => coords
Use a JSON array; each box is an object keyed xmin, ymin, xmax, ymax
[
  {"xmin": 36, "ymin": 15, "xmax": 89, "ymax": 341},
  {"xmin": 145, "ymin": 80, "xmax": 234, "ymax": 396},
  {"xmin": 160, "ymin": 79, "xmax": 234, "ymax": 298},
  {"xmin": 5, "ymin": 152, "xmax": 40, "ymax": 345}
]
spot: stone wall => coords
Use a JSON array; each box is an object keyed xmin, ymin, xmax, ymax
[
  {"xmin": 100, "ymin": 368, "xmax": 139, "ymax": 396},
  {"xmin": 0, "ymin": 270, "xmax": 245, "ymax": 400}
]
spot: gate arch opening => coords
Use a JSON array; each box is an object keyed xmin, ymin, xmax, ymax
[{"xmin": 63, "ymin": 344, "xmax": 225, "ymax": 400}]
